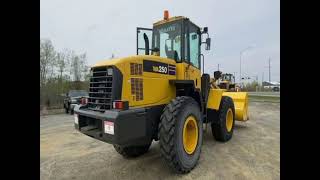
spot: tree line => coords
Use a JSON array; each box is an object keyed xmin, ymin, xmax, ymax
[{"xmin": 40, "ymin": 39, "xmax": 90, "ymax": 109}]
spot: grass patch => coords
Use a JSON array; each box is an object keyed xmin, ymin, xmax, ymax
[{"xmin": 249, "ymin": 95, "xmax": 280, "ymax": 103}]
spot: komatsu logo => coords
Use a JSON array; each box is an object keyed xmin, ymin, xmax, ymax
[{"xmin": 159, "ymin": 25, "xmax": 176, "ymax": 33}]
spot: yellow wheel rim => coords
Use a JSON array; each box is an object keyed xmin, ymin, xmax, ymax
[
  {"xmin": 226, "ymin": 108, "xmax": 234, "ymax": 132},
  {"xmin": 183, "ymin": 115, "xmax": 198, "ymax": 154}
]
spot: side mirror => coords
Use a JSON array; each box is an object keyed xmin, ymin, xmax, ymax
[
  {"xmin": 214, "ymin": 71, "xmax": 222, "ymax": 80},
  {"xmin": 203, "ymin": 27, "xmax": 208, "ymax": 34},
  {"xmin": 205, "ymin": 38, "xmax": 211, "ymax": 50}
]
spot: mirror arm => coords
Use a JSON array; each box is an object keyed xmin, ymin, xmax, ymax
[{"xmin": 200, "ymin": 54, "xmax": 205, "ymax": 74}]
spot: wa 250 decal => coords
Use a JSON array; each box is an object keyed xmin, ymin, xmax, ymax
[{"xmin": 143, "ymin": 60, "xmax": 176, "ymax": 75}]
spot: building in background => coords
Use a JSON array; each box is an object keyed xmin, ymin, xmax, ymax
[{"xmin": 262, "ymin": 81, "xmax": 280, "ymax": 91}]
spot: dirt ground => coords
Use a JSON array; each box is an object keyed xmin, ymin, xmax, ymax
[{"xmin": 40, "ymin": 102, "xmax": 280, "ymax": 180}]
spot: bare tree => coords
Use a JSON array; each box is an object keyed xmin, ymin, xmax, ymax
[
  {"xmin": 40, "ymin": 38, "xmax": 90, "ymax": 107},
  {"xmin": 56, "ymin": 49, "xmax": 72, "ymax": 93},
  {"xmin": 70, "ymin": 52, "xmax": 88, "ymax": 82},
  {"xmin": 40, "ymin": 39, "xmax": 56, "ymax": 87}
]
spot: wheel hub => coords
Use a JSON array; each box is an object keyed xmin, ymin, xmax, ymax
[
  {"xmin": 226, "ymin": 108, "xmax": 234, "ymax": 132},
  {"xmin": 183, "ymin": 115, "xmax": 198, "ymax": 154}
]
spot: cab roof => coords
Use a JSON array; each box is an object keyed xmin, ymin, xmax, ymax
[{"xmin": 153, "ymin": 16, "xmax": 200, "ymax": 29}]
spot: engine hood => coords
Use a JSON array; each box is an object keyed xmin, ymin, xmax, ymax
[{"xmin": 92, "ymin": 55, "xmax": 176, "ymax": 68}]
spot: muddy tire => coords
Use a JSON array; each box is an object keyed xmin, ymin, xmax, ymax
[
  {"xmin": 159, "ymin": 96, "xmax": 203, "ymax": 173},
  {"xmin": 70, "ymin": 109, "xmax": 74, "ymax": 115},
  {"xmin": 113, "ymin": 143, "xmax": 151, "ymax": 158},
  {"xmin": 211, "ymin": 96, "xmax": 235, "ymax": 142},
  {"xmin": 65, "ymin": 106, "xmax": 69, "ymax": 114}
]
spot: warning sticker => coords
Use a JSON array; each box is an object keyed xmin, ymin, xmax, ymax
[{"xmin": 104, "ymin": 121, "xmax": 114, "ymax": 135}]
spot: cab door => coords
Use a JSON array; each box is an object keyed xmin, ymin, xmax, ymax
[{"xmin": 185, "ymin": 22, "xmax": 202, "ymax": 89}]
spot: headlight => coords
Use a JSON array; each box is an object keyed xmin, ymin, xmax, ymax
[{"xmin": 107, "ymin": 67, "xmax": 113, "ymax": 76}]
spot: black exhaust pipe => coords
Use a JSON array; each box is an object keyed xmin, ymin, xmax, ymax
[{"xmin": 143, "ymin": 33, "xmax": 149, "ymax": 55}]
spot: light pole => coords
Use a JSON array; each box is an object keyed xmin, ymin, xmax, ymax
[{"xmin": 240, "ymin": 46, "xmax": 254, "ymax": 84}]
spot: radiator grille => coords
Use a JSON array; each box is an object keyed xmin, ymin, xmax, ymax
[
  {"xmin": 130, "ymin": 63, "xmax": 142, "ymax": 75},
  {"xmin": 88, "ymin": 66, "xmax": 113, "ymax": 112},
  {"xmin": 131, "ymin": 78, "xmax": 143, "ymax": 101}
]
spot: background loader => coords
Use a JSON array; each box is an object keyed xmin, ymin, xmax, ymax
[
  {"xmin": 74, "ymin": 11, "xmax": 249, "ymax": 173},
  {"xmin": 218, "ymin": 73, "xmax": 236, "ymax": 91}
]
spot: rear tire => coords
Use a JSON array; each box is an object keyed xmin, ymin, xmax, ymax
[
  {"xmin": 70, "ymin": 109, "xmax": 74, "ymax": 115},
  {"xmin": 65, "ymin": 106, "xmax": 69, "ymax": 114},
  {"xmin": 113, "ymin": 143, "xmax": 151, "ymax": 158},
  {"xmin": 211, "ymin": 96, "xmax": 235, "ymax": 142},
  {"xmin": 159, "ymin": 96, "xmax": 203, "ymax": 173}
]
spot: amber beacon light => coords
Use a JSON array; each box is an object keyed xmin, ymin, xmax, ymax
[{"xmin": 164, "ymin": 10, "xmax": 169, "ymax": 20}]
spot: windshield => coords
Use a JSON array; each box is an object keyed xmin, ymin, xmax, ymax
[
  {"xmin": 69, "ymin": 90, "xmax": 88, "ymax": 97},
  {"xmin": 222, "ymin": 75, "xmax": 231, "ymax": 81},
  {"xmin": 152, "ymin": 21, "xmax": 182, "ymax": 61}
]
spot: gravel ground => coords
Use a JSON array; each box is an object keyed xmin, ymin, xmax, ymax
[{"xmin": 40, "ymin": 102, "xmax": 280, "ymax": 180}]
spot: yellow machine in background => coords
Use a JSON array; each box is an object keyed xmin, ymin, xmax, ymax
[
  {"xmin": 218, "ymin": 73, "xmax": 236, "ymax": 91},
  {"xmin": 209, "ymin": 71, "xmax": 248, "ymax": 121},
  {"xmin": 74, "ymin": 11, "xmax": 249, "ymax": 173}
]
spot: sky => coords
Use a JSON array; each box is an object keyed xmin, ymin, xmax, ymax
[{"xmin": 40, "ymin": 0, "xmax": 280, "ymax": 82}]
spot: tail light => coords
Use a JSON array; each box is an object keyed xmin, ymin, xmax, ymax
[
  {"xmin": 81, "ymin": 98, "xmax": 88, "ymax": 105},
  {"xmin": 113, "ymin": 100, "xmax": 129, "ymax": 110},
  {"xmin": 164, "ymin": 10, "xmax": 169, "ymax": 20}
]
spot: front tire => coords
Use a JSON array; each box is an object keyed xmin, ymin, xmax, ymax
[
  {"xmin": 159, "ymin": 96, "xmax": 203, "ymax": 173},
  {"xmin": 211, "ymin": 96, "xmax": 235, "ymax": 142},
  {"xmin": 113, "ymin": 143, "xmax": 152, "ymax": 158}
]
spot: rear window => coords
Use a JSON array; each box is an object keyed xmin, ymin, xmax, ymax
[{"xmin": 69, "ymin": 90, "xmax": 88, "ymax": 97}]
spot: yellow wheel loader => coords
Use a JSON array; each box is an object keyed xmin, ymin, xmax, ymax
[
  {"xmin": 219, "ymin": 73, "xmax": 236, "ymax": 91},
  {"xmin": 74, "ymin": 11, "xmax": 249, "ymax": 173}
]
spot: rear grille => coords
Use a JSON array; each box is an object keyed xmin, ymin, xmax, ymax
[
  {"xmin": 88, "ymin": 66, "xmax": 113, "ymax": 112},
  {"xmin": 131, "ymin": 78, "xmax": 143, "ymax": 101},
  {"xmin": 130, "ymin": 63, "xmax": 142, "ymax": 75}
]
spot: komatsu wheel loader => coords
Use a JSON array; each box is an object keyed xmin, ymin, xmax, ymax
[
  {"xmin": 74, "ymin": 11, "xmax": 249, "ymax": 173},
  {"xmin": 218, "ymin": 73, "xmax": 236, "ymax": 91}
]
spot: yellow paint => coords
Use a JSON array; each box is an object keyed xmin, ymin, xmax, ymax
[
  {"xmin": 226, "ymin": 108, "xmax": 234, "ymax": 132},
  {"xmin": 183, "ymin": 115, "xmax": 198, "ymax": 154},
  {"xmin": 207, "ymin": 89, "xmax": 226, "ymax": 110},
  {"xmin": 223, "ymin": 92, "xmax": 249, "ymax": 121},
  {"xmin": 176, "ymin": 63, "xmax": 201, "ymax": 89},
  {"xmin": 88, "ymin": 15, "xmax": 249, "ymax": 121},
  {"xmin": 207, "ymin": 89, "xmax": 248, "ymax": 121},
  {"xmin": 92, "ymin": 55, "xmax": 176, "ymax": 108}
]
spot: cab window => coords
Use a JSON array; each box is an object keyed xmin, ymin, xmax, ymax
[
  {"xmin": 187, "ymin": 23, "xmax": 201, "ymax": 69},
  {"xmin": 152, "ymin": 22, "xmax": 182, "ymax": 61}
]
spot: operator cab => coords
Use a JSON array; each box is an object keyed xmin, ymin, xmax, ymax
[
  {"xmin": 137, "ymin": 11, "xmax": 211, "ymax": 70},
  {"xmin": 221, "ymin": 74, "xmax": 235, "ymax": 83}
]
